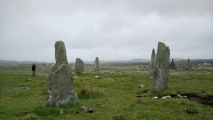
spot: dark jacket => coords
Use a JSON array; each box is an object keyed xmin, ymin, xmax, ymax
[{"xmin": 32, "ymin": 64, "xmax": 36, "ymax": 71}]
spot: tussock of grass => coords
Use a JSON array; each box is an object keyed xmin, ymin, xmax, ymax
[
  {"xmin": 78, "ymin": 86, "xmax": 104, "ymax": 98},
  {"xmin": 35, "ymin": 107, "xmax": 60, "ymax": 116},
  {"xmin": 73, "ymin": 75, "xmax": 79, "ymax": 80},
  {"xmin": 34, "ymin": 106, "xmax": 66, "ymax": 116},
  {"xmin": 112, "ymin": 115, "xmax": 126, "ymax": 120}
]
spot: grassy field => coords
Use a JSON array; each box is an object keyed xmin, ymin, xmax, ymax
[{"xmin": 0, "ymin": 65, "xmax": 213, "ymax": 120}]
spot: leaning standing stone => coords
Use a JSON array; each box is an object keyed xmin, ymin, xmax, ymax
[
  {"xmin": 148, "ymin": 49, "xmax": 156, "ymax": 76},
  {"xmin": 153, "ymin": 42, "xmax": 170, "ymax": 92},
  {"xmin": 94, "ymin": 57, "xmax": 100, "ymax": 74},
  {"xmin": 75, "ymin": 58, "xmax": 84, "ymax": 75},
  {"xmin": 43, "ymin": 41, "xmax": 78, "ymax": 106}
]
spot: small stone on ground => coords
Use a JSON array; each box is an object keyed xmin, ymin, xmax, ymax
[{"xmin": 186, "ymin": 108, "xmax": 199, "ymax": 114}]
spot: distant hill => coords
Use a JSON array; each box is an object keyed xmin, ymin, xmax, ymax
[
  {"xmin": 78, "ymin": 59, "xmax": 148, "ymax": 66},
  {"xmin": 99, "ymin": 59, "xmax": 149, "ymax": 66},
  {"xmin": 190, "ymin": 59, "xmax": 213, "ymax": 64},
  {"xmin": 172, "ymin": 58, "xmax": 185, "ymax": 61},
  {"xmin": 0, "ymin": 60, "xmax": 19, "ymax": 66},
  {"xmin": 79, "ymin": 59, "xmax": 149, "ymax": 64},
  {"xmin": 0, "ymin": 60, "xmax": 48, "ymax": 66},
  {"xmin": 1, "ymin": 59, "xmax": 212, "ymax": 66}
]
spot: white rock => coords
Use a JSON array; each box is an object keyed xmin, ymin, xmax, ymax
[
  {"xmin": 140, "ymin": 84, "xmax": 145, "ymax": 88},
  {"xmin": 82, "ymin": 106, "xmax": 88, "ymax": 111},
  {"xmin": 162, "ymin": 96, "xmax": 167, "ymax": 99},
  {"xmin": 165, "ymin": 95, "xmax": 172, "ymax": 98},
  {"xmin": 177, "ymin": 94, "xmax": 182, "ymax": 98},
  {"xmin": 162, "ymin": 95, "xmax": 172, "ymax": 99},
  {"xmin": 60, "ymin": 109, "xmax": 64, "ymax": 115},
  {"xmin": 152, "ymin": 96, "xmax": 159, "ymax": 99},
  {"xmin": 95, "ymin": 75, "xmax": 100, "ymax": 79},
  {"xmin": 182, "ymin": 96, "xmax": 187, "ymax": 98}
]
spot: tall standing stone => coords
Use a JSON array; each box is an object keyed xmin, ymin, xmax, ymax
[
  {"xmin": 170, "ymin": 58, "xmax": 176, "ymax": 70},
  {"xmin": 43, "ymin": 41, "xmax": 78, "ymax": 106},
  {"xmin": 148, "ymin": 49, "xmax": 156, "ymax": 76},
  {"xmin": 94, "ymin": 57, "xmax": 100, "ymax": 74},
  {"xmin": 75, "ymin": 58, "xmax": 84, "ymax": 75},
  {"xmin": 185, "ymin": 59, "xmax": 192, "ymax": 70},
  {"xmin": 153, "ymin": 42, "xmax": 170, "ymax": 92}
]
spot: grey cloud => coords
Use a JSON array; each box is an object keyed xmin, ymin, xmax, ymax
[{"xmin": 0, "ymin": 0, "xmax": 213, "ymax": 62}]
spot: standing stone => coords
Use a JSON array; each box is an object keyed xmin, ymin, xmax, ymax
[
  {"xmin": 170, "ymin": 58, "xmax": 176, "ymax": 70},
  {"xmin": 75, "ymin": 58, "xmax": 84, "ymax": 75},
  {"xmin": 94, "ymin": 57, "xmax": 100, "ymax": 74},
  {"xmin": 43, "ymin": 41, "xmax": 78, "ymax": 106},
  {"xmin": 185, "ymin": 59, "xmax": 192, "ymax": 70},
  {"xmin": 148, "ymin": 49, "xmax": 156, "ymax": 76},
  {"xmin": 153, "ymin": 42, "xmax": 170, "ymax": 92}
]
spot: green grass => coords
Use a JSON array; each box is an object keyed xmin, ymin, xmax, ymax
[{"xmin": 0, "ymin": 65, "xmax": 213, "ymax": 120}]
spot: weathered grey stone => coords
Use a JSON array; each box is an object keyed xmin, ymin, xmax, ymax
[
  {"xmin": 55, "ymin": 41, "xmax": 68, "ymax": 65},
  {"xmin": 185, "ymin": 59, "xmax": 192, "ymax": 70},
  {"xmin": 75, "ymin": 58, "xmax": 84, "ymax": 75},
  {"xmin": 153, "ymin": 42, "xmax": 170, "ymax": 92},
  {"xmin": 43, "ymin": 41, "xmax": 78, "ymax": 106},
  {"xmin": 94, "ymin": 57, "xmax": 100, "ymax": 74},
  {"xmin": 170, "ymin": 58, "xmax": 176, "ymax": 70},
  {"xmin": 148, "ymin": 49, "xmax": 156, "ymax": 76}
]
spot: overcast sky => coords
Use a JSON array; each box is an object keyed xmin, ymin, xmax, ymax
[{"xmin": 0, "ymin": 0, "xmax": 213, "ymax": 62}]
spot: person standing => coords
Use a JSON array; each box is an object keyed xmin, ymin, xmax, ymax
[{"xmin": 32, "ymin": 64, "xmax": 36, "ymax": 76}]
